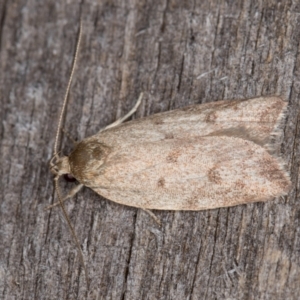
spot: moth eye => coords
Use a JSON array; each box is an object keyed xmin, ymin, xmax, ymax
[{"xmin": 64, "ymin": 173, "xmax": 77, "ymax": 182}]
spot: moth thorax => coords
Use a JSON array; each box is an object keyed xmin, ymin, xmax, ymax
[{"xmin": 68, "ymin": 140, "xmax": 110, "ymax": 183}]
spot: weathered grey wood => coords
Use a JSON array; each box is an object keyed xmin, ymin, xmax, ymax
[{"xmin": 1, "ymin": 0, "xmax": 300, "ymax": 299}]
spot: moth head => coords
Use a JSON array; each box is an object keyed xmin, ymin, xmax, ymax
[{"xmin": 50, "ymin": 155, "xmax": 71, "ymax": 178}]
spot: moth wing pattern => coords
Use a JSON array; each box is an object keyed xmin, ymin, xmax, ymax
[
  {"xmin": 93, "ymin": 96, "xmax": 287, "ymax": 149},
  {"xmin": 68, "ymin": 96, "xmax": 291, "ymax": 210}
]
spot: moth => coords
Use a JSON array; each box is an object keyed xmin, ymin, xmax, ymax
[
  {"xmin": 51, "ymin": 95, "xmax": 291, "ymax": 211},
  {"xmin": 49, "ymin": 23, "xmax": 290, "ymax": 286}
]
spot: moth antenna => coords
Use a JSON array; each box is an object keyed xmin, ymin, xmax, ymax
[
  {"xmin": 52, "ymin": 20, "xmax": 89, "ymax": 288},
  {"xmin": 54, "ymin": 178, "xmax": 89, "ymax": 289},
  {"xmin": 53, "ymin": 21, "xmax": 82, "ymax": 156}
]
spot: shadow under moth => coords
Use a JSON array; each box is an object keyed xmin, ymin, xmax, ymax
[{"xmin": 49, "ymin": 23, "xmax": 291, "ymax": 287}]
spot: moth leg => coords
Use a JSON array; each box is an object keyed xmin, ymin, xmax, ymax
[
  {"xmin": 45, "ymin": 183, "xmax": 84, "ymax": 210},
  {"xmin": 141, "ymin": 209, "xmax": 161, "ymax": 226},
  {"xmin": 103, "ymin": 92, "xmax": 143, "ymax": 131}
]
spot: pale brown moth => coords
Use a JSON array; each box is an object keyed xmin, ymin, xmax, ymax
[
  {"xmin": 49, "ymin": 23, "xmax": 291, "ymax": 287},
  {"xmin": 52, "ymin": 96, "xmax": 291, "ymax": 210}
]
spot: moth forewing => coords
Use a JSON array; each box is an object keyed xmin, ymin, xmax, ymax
[
  {"xmin": 56, "ymin": 96, "xmax": 291, "ymax": 211},
  {"xmin": 88, "ymin": 96, "xmax": 287, "ymax": 149}
]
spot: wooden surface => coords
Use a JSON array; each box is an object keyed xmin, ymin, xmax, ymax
[{"xmin": 1, "ymin": 1, "xmax": 300, "ymax": 299}]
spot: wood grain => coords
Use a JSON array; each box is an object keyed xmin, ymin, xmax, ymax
[{"xmin": 0, "ymin": 1, "xmax": 299, "ymax": 299}]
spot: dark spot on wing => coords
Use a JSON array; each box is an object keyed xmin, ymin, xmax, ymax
[
  {"xmin": 165, "ymin": 133, "xmax": 174, "ymax": 139},
  {"xmin": 205, "ymin": 111, "xmax": 217, "ymax": 122},
  {"xmin": 166, "ymin": 149, "xmax": 181, "ymax": 163},
  {"xmin": 153, "ymin": 119, "xmax": 164, "ymax": 125},
  {"xmin": 208, "ymin": 167, "xmax": 222, "ymax": 184},
  {"xmin": 234, "ymin": 180, "xmax": 246, "ymax": 189},
  {"xmin": 157, "ymin": 177, "xmax": 165, "ymax": 188},
  {"xmin": 186, "ymin": 194, "xmax": 199, "ymax": 210}
]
